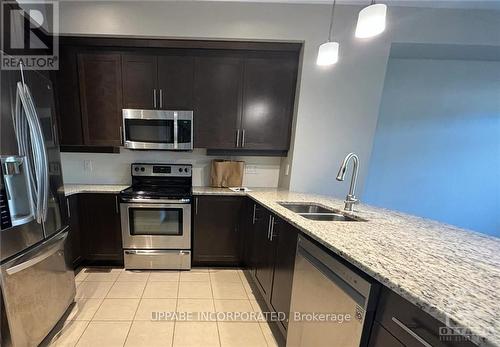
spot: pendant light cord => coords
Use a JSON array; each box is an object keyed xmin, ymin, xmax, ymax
[{"xmin": 327, "ymin": 0, "xmax": 336, "ymax": 41}]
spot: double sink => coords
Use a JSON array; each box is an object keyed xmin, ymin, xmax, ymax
[{"xmin": 279, "ymin": 202, "xmax": 365, "ymax": 222}]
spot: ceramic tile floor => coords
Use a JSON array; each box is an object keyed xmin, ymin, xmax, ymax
[{"xmin": 43, "ymin": 267, "xmax": 279, "ymax": 347}]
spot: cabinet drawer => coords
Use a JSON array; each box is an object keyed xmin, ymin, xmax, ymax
[
  {"xmin": 369, "ymin": 322, "xmax": 404, "ymax": 347},
  {"xmin": 375, "ymin": 287, "xmax": 476, "ymax": 347}
]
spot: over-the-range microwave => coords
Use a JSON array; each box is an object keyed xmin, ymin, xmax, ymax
[{"xmin": 122, "ymin": 109, "xmax": 193, "ymax": 150}]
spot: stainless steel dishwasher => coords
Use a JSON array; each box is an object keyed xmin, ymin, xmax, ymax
[{"xmin": 287, "ymin": 236, "xmax": 376, "ymax": 347}]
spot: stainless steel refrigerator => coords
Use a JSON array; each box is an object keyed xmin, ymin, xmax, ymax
[{"xmin": 0, "ymin": 65, "xmax": 75, "ymax": 346}]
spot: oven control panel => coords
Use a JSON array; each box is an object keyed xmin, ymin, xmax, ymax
[{"xmin": 131, "ymin": 164, "xmax": 192, "ymax": 177}]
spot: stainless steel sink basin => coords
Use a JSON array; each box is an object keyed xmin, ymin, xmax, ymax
[
  {"xmin": 279, "ymin": 202, "xmax": 365, "ymax": 222},
  {"xmin": 299, "ymin": 213, "xmax": 359, "ymax": 222},
  {"xmin": 279, "ymin": 202, "xmax": 334, "ymax": 214}
]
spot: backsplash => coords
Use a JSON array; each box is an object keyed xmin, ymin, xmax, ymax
[{"xmin": 60, "ymin": 149, "xmax": 281, "ymax": 187}]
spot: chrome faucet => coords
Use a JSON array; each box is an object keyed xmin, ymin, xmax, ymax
[{"xmin": 336, "ymin": 153, "xmax": 359, "ymax": 211}]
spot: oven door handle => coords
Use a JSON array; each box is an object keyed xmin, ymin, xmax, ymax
[{"xmin": 122, "ymin": 198, "xmax": 191, "ymax": 204}]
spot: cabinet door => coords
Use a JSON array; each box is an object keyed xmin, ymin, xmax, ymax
[
  {"xmin": 77, "ymin": 53, "xmax": 123, "ymax": 146},
  {"xmin": 241, "ymin": 55, "xmax": 297, "ymax": 151},
  {"xmin": 79, "ymin": 194, "xmax": 123, "ymax": 264},
  {"xmin": 122, "ymin": 54, "xmax": 158, "ymax": 109},
  {"xmin": 157, "ymin": 54, "xmax": 194, "ymax": 110},
  {"xmin": 64, "ymin": 194, "xmax": 83, "ymax": 269},
  {"xmin": 241, "ymin": 199, "xmax": 258, "ymax": 270},
  {"xmin": 193, "ymin": 55, "xmax": 243, "ymax": 149},
  {"xmin": 254, "ymin": 210, "xmax": 277, "ymax": 300},
  {"xmin": 55, "ymin": 46, "xmax": 84, "ymax": 146},
  {"xmin": 270, "ymin": 220, "xmax": 298, "ymax": 330},
  {"xmin": 193, "ymin": 196, "xmax": 243, "ymax": 265},
  {"xmin": 369, "ymin": 323, "xmax": 404, "ymax": 347}
]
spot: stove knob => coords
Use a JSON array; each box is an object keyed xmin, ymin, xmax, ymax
[
  {"xmin": 140, "ymin": 167, "xmax": 145, "ymax": 172},
  {"xmin": 184, "ymin": 168, "xmax": 189, "ymax": 173},
  {"xmin": 179, "ymin": 168, "xmax": 183, "ymax": 172},
  {"xmin": 134, "ymin": 167, "xmax": 139, "ymax": 172}
]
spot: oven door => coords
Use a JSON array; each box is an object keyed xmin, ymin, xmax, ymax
[{"xmin": 120, "ymin": 201, "xmax": 191, "ymax": 249}]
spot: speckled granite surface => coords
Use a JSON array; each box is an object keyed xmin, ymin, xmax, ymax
[
  {"xmin": 246, "ymin": 190, "xmax": 500, "ymax": 347},
  {"xmin": 64, "ymin": 184, "xmax": 129, "ymax": 196},
  {"xmin": 63, "ymin": 185, "xmax": 499, "ymax": 346}
]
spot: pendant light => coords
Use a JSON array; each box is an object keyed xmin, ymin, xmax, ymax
[
  {"xmin": 355, "ymin": 1, "xmax": 387, "ymax": 39},
  {"xmin": 316, "ymin": 0, "xmax": 339, "ymax": 66}
]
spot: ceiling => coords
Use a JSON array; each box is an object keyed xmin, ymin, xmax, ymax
[{"xmin": 196, "ymin": 0, "xmax": 500, "ymax": 10}]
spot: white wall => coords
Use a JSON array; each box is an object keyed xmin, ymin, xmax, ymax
[
  {"xmin": 61, "ymin": 149, "xmax": 281, "ymax": 187},
  {"xmin": 57, "ymin": 1, "xmax": 500, "ymax": 196}
]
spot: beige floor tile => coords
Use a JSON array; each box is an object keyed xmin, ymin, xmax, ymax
[
  {"xmin": 178, "ymin": 281, "xmax": 212, "ymax": 299},
  {"xmin": 75, "ymin": 281, "xmax": 113, "ymax": 299},
  {"xmin": 210, "ymin": 270, "xmax": 242, "ymax": 283},
  {"xmin": 74, "ymin": 270, "xmax": 88, "ymax": 282},
  {"xmin": 218, "ymin": 322, "xmax": 267, "ymax": 347},
  {"xmin": 117, "ymin": 270, "xmax": 150, "ymax": 282},
  {"xmin": 76, "ymin": 321, "xmax": 131, "ymax": 347},
  {"xmin": 84, "ymin": 268, "xmax": 122, "ymax": 282},
  {"xmin": 173, "ymin": 322, "xmax": 219, "ymax": 346},
  {"xmin": 249, "ymin": 299, "xmax": 267, "ymax": 322},
  {"xmin": 190, "ymin": 267, "xmax": 210, "ymax": 273},
  {"xmin": 135, "ymin": 298, "xmax": 177, "ymax": 321},
  {"xmin": 107, "ymin": 281, "xmax": 146, "ymax": 298},
  {"xmin": 180, "ymin": 271, "xmax": 210, "ymax": 282},
  {"xmin": 177, "ymin": 299, "xmax": 216, "ymax": 321},
  {"xmin": 65, "ymin": 299, "xmax": 103, "ymax": 321},
  {"xmin": 148, "ymin": 271, "xmax": 180, "ymax": 282},
  {"xmin": 212, "ymin": 282, "xmax": 247, "ymax": 299},
  {"xmin": 75, "ymin": 281, "xmax": 82, "ymax": 288},
  {"xmin": 46, "ymin": 320, "xmax": 89, "ymax": 346},
  {"xmin": 93, "ymin": 298, "xmax": 140, "ymax": 321},
  {"xmin": 259, "ymin": 322, "xmax": 279, "ymax": 347},
  {"xmin": 143, "ymin": 282, "xmax": 179, "ymax": 298},
  {"xmin": 125, "ymin": 321, "xmax": 174, "ymax": 347},
  {"xmin": 214, "ymin": 299, "xmax": 254, "ymax": 322}
]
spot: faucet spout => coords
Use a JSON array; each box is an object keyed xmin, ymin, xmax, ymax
[{"xmin": 336, "ymin": 153, "xmax": 359, "ymax": 211}]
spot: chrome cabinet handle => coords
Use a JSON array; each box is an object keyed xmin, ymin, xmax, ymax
[
  {"xmin": 391, "ymin": 317, "xmax": 432, "ymax": 347},
  {"xmin": 236, "ymin": 129, "xmax": 240, "ymax": 148},
  {"xmin": 66, "ymin": 198, "xmax": 71, "ymax": 218},
  {"xmin": 159, "ymin": 89, "xmax": 163, "ymax": 109},
  {"xmin": 241, "ymin": 129, "xmax": 245, "ymax": 147},
  {"xmin": 252, "ymin": 204, "xmax": 257, "ymax": 224},
  {"xmin": 115, "ymin": 196, "xmax": 119, "ymax": 214},
  {"xmin": 153, "ymin": 89, "xmax": 157, "ymax": 108},
  {"xmin": 53, "ymin": 123, "xmax": 59, "ymax": 145},
  {"xmin": 267, "ymin": 215, "xmax": 272, "ymax": 240},
  {"xmin": 270, "ymin": 216, "xmax": 276, "ymax": 241},
  {"xmin": 195, "ymin": 197, "xmax": 198, "ymax": 215},
  {"xmin": 119, "ymin": 126, "xmax": 123, "ymax": 145}
]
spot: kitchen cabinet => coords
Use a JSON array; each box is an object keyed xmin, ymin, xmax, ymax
[
  {"xmin": 79, "ymin": 193, "xmax": 123, "ymax": 265},
  {"xmin": 374, "ymin": 286, "xmax": 477, "ymax": 347},
  {"xmin": 240, "ymin": 55, "xmax": 297, "ymax": 151},
  {"xmin": 369, "ymin": 323, "xmax": 404, "ymax": 347},
  {"xmin": 241, "ymin": 199, "xmax": 258, "ymax": 269},
  {"xmin": 193, "ymin": 195, "xmax": 244, "ymax": 266},
  {"xmin": 269, "ymin": 219, "xmax": 298, "ymax": 330},
  {"xmin": 122, "ymin": 53, "xmax": 194, "ymax": 110},
  {"xmin": 77, "ymin": 52, "xmax": 123, "ymax": 147},
  {"xmin": 193, "ymin": 55, "xmax": 243, "ymax": 149},
  {"xmin": 253, "ymin": 207, "xmax": 277, "ymax": 300},
  {"xmin": 64, "ymin": 194, "xmax": 83, "ymax": 269}
]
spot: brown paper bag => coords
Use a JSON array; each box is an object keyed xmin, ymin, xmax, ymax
[{"xmin": 210, "ymin": 160, "xmax": 244, "ymax": 187}]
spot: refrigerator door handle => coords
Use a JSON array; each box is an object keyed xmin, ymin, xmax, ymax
[{"xmin": 5, "ymin": 229, "xmax": 68, "ymax": 275}]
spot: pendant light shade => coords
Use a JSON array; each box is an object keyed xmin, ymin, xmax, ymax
[
  {"xmin": 355, "ymin": 3, "xmax": 387, "ymax": 38},
  {"xmin": 317, "ymin": 0, "xmax": 339, "ymax": 66},
  {"xmin": 317, "ymin": 41, "xmax": 340, "ymax": 66}
]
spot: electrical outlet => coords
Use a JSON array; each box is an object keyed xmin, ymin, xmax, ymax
[
  {"xmin": 285, "ymin": 164, "xmax": 290, "ymax": 176},
  {"xmin": 83, "ymin": 160, "xmax": 93, "ymax": 172},
  {"xmin": 245, "ymin": 165, "xmax": 258, "ymax": 174}
]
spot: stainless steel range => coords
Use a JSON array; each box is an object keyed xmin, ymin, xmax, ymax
[{"xmin": 120, "ymin": 163, "xmax": 192, "ymax": 270}]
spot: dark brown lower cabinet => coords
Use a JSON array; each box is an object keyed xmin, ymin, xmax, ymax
[
  {"xmin": 369, "ymin": 323, "xmax": 404, "ymax": 347},
  {"xmin": 79, "ymin": 193, "xmax": 123, "ymax": 265},
  {"xmin": 193, "ymin": 195, "xmax": 244, "ymax": 266},
  {"xmin": 253, "ymin": 207, "xmax": 277, "ymax": 300},
  {"xmin": 64, "ymin": 194, "xmax": 83, "ymax": 269}
]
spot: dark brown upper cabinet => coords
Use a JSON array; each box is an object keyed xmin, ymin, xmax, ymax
[
  {"xmin": 240, "ymin": 55, "xmax": 297, "ymax": 151},
  {"xmin": 77, "ymin": 52, "xmax": 123, "ymax": 147},
  {"xmin": 193, "ymin": 55, "xmax": 243, "ymax": 149},
  {"xmin": 122, "ymin": 54, "xmax": 158, "ymax": 109},
  {"xmin": 122, "ymin": 53, "xmax": 194, "ymax": 110}
]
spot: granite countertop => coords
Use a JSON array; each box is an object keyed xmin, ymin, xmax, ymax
[
  {"xmin": 64, "ymin": 184, "xmax": 129, "ymax": 196},
  {"xmin": 63, "ymin": 184, "xmax": 499, "ymax": 345},
  {"xmin": 246, "ymin": 190, "xmax": 500, "ymax": 347}
]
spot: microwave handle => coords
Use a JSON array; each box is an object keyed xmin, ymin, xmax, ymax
[{"xmin": 173, "ymin": 112, "xmax": 178, "ymax": 149}]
